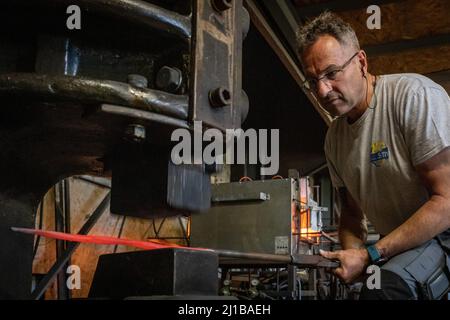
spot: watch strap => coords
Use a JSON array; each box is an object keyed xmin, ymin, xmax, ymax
[{"xmin": 367, "ymin": 245, "xmax": 383, "ymax": 264}]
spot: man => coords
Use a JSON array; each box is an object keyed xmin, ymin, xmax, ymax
[{"xmin": 296, "ymin": 12, "xmax": 450, "ymax": 299}]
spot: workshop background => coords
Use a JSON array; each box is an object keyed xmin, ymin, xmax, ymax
[{"xmin": 0, "ymin": 0, "xmax": 448, "ymax": 300}]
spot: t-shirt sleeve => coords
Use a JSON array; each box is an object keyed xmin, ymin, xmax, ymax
[{"xmin": 400, "ymin": 86, "xmax": 450, "ymax": 166}]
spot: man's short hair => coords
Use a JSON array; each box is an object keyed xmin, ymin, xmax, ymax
[{"xmin": 296, "ymin": 12, "xmax": 360, "ymax": 58}]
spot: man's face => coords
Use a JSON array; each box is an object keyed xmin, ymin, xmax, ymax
[{"xmin": 301, "ymin": 35, "xmax": 365, "ymax": 117}]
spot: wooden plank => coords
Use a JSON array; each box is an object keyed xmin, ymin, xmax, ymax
[
  {"xmin": 32, "ymin": 177, "xmax": 190, "ymax": 299},
  {"xmin": 69, "ymin": 178, "xmax": 188, "ymax": 298},
  {"xmin": 426, "ymin": 70, "xmax": 450, "ymax": 94},
  {"xmin": 369, "ymin": 44, "xmax": 450, "ymax": 75},
  {"xmin": 364, "ymin": 34, "xmax": 450, "ymax": 56},
  {"xmin": 338, "ymin": 0, "xmax": 450, "ymax": 47},
  {"xmin": 294, "ymin": 0, "xmax": 400, "ymax": 18},
  {"xmin": 32, "ymin": 188, "xmax": 58, "ymax": 300},
  {"xmin": 66, "ymin": 178, "xmax": 114, "ymax": 299}
]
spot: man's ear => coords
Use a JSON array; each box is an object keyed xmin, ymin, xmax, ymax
[{"xmin": 358, "ymin": 50, "xmax": 368, "ymax": 76}]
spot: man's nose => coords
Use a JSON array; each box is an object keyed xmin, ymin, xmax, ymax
[{"xmin": 316, "ymin": 79, "xmax": 332, "ymax": 99}]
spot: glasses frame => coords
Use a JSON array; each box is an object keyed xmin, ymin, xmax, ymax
[{"xmin": 302, "ymin": 51, "xmax": 360, "ymax": 92}]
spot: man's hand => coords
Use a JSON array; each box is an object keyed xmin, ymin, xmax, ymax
[{"xmin": 320, "ymin": 248, "xmax": 370, "ymax": 284}]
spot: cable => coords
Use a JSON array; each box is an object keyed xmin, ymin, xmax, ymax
[
  {"xmin": 151, "ymin": 218, "xmax": 158, "ymax": 237},
  {"xmin": 113, "ymin": 216, "xmax": 126, "ymax": 253},
  {"xmin": 157, "ymin": 217, "xmax": 166, "ymax": 236},
  {"xmin": 32, "ymin": 200, "xmax": 44, "ymax": 260},
  {"xmin": 367, "ymin": 74, "xmax": 378, "ymax": 110},
  {"xmin": 151, "ymin": 217, "xmax": 167, "ymax": 239}
]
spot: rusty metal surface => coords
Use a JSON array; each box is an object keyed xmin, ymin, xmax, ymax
[
  {"xmin": 0, "ymin": 73, "xmax": 189, "ymax": 120},
  {"xmin": 0, "ymin": 0, "xmax": 248, "ymax": 299},
  {"xmin": 190, "ymin": 0, "xmax": 246, "ymax": 130},
  {"xmin": 100, "ymin": 104, "xmax": 189, "ymax": 129},
  {"xmin": 46, "ymin": 0, "xmax": 192, "ymax": 41}
]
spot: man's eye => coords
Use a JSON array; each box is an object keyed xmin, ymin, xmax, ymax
[{"xmin": 326, "ymin": 70, "xmax": 339, "ymax": 80}]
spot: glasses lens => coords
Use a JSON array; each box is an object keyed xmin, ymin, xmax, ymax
[{"xmin": 325, "ymin": 70, "xmax": 340, "ymax": 81}]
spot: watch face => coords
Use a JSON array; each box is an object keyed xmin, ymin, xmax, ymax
[{"xmin": 367, "ymin": 245, "xmax": 382, "ymax": 263}]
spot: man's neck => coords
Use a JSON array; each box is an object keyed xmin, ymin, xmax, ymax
[{"xmin": 346, "ymin": 73, "xmax": 376, "ymax": 124}]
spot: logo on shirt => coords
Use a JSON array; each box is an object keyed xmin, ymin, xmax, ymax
[{"xmin": 370, "ymin": 141, "xmax": 389, "ymax": 167}]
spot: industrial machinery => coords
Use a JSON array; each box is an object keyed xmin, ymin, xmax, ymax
[
  {"xmin": 0, "ymin": 1, "xmax": 342, "ymax": 300},
  {"xmin": 190, "ymin": 177, "xmax": 347, "ymax": 300},
  {"xmin": 191, "ymin": 177, "xmax": 325, "ymax": 255},
  {"xmin": 0, "ymin": 0, "xmax": 249, "ymax": 299},
  {"xmin": 80, "ymin": 175, "xmax": 342, "ymax": 300}
]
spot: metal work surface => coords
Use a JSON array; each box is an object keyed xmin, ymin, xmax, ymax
[
  {"xmin": 89, "ymin": 248, "xmax": 219, "ymax": 299},
  {"xmin": 191, "ymin": 179, "xmax": 295, "ymax": 254},
  {"xmin": 54, "ymin": 0, "xmax": 193, "ymax": 41}
]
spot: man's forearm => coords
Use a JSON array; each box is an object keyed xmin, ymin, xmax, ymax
[
  {"xmin": 339, "ymin": 217, "xmax": 368, "ymax": 250},
  {"xmin": 376, "ymin": 195, "xmax": 450, "ymax": 259}
]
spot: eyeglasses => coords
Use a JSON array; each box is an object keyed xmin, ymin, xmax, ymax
[{"xmin": 302, "ymin": 52, "xmax": 359, "ymax": 92}]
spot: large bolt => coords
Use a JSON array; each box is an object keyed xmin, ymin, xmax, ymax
[
  {"xmin": 127, "ymin": 74, "xmax": 148, "ymax": 89},
  {"xmin": 125, "ymin": 124, "xmax": 146, "ymax": 142},
  {"xmin": 209, "ymin": 87, "xmax": 231, "ymax": 108},
  {"xmin": 211, "ymin": 0, "xmax": 232, "ymax": 12},
  {"xmin": 156, "ymin": 66, "xmax": 183, "ymax": 92}
]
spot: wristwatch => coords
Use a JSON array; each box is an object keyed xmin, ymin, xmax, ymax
[{"xmin": 366, "ymin": 245, "xmax": 387, "ymax": 265}]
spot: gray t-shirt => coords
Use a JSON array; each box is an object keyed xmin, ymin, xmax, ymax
[{"xmin": 325, "ymin": 73, "xmax": 450, "ymax": 235}]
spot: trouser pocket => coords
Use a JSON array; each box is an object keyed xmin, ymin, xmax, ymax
[{"xmin": 404, "ymin": 245, "xmax": 450, "ymax": 300}]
